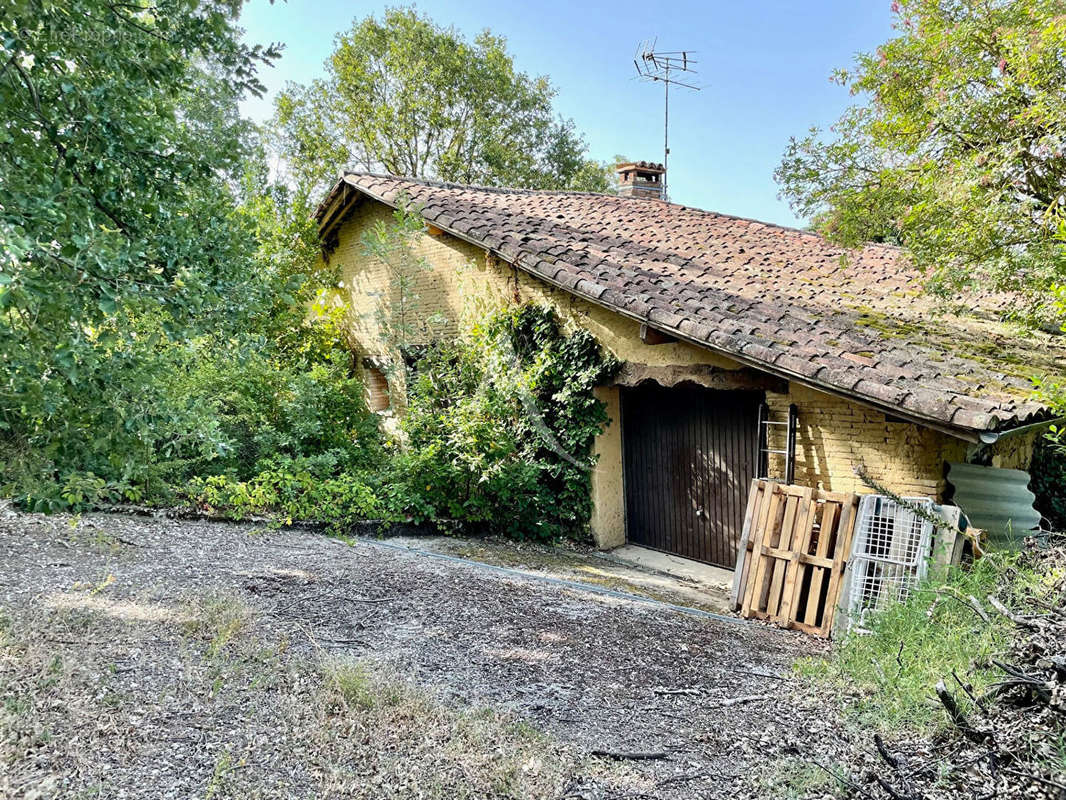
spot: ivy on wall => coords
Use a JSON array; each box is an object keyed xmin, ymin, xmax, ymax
[{"xmin": 386, "ymin": 304, "xmax": 619, "ymax": 540}]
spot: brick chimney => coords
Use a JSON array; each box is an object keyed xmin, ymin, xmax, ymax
[{"xmin": 616, "ymin": 161, "xmax": 665, "ymax": 200}]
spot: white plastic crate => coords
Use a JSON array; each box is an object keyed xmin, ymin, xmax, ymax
[{"xmin": 845, "ymin": 494, "xmax": 935, "ymax": 631}]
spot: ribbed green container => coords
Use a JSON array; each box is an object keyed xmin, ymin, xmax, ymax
[{"xmin": 946, "ymin": 462, "xmax": 1042, "ymax": 550}]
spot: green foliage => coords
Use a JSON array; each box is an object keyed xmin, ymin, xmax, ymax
[
  {"xmin": 776, "ymin": 0, "xmax": 1066, "ymax": 318},
  {"xmin": 796, "ymin": 552, "xmax": 1043, "ymax": 734},
  {"xmin": 1031, "ymin": 434, "xmax": 1066, "ymax": 531},
  {"xmin": 198, "ymin": 344, "xmax": 382, "ymax": 481},
  {"xmin": 388, "ymin": 304, "xmax": 618, "ymax": 540},
  {"xmin": 184, "ymin": 304, "xmax": 615, "ymax": 542},
  {"xmin": 360, "ymin": 197, "xmax": 448, "ymax": 360},
  {"xmin": 0, "ymin": 1, "xmax": 302, "ymax": 507},
  {"xmin": 2, "ymin": 310, "xmax": 231, "ymax": 510},
  {"xmin": 189, "ymin": 468, "xmax": 379, "ymax": 530},
  {"xmin": 272, "ymin": 6, "xmax": 614, "ymax": 199}
]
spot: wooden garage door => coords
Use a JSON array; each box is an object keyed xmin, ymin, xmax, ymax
[{"xmin": 622, "ymin": 383, "xmax": 761, "ymax": 568}]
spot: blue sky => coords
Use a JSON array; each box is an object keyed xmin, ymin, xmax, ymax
[{"xmin": 238, "ymin": 0, "xmax": 895, "ymax": 227}]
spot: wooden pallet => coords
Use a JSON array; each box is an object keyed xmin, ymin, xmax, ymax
[{"xmin": 730, "ymin": 480, "xmax": 859, "ymax": 637}]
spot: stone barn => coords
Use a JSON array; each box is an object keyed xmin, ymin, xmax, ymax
[{"xmin": 313, "ymin": 167, "xmax": 1065, "ymax": 570}]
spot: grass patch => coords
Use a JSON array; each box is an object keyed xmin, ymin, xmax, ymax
[
  {"xmin": 796, "ymin": 552, "xmax": 1043, "ymax": 735},
  {"xmin": 312, "ymin": 656, "xmax": 631, "ymax": 797},
  {"xmin": 755, "ymin": 757, "xmax": 850, "ymax": 799},
  {"xmin": 182, "ymin": 593, "xmax": 253, "ymax": 656},
  {"xmin": 322, "ymin": 658, "xmax": 403, "ymax": 710}
]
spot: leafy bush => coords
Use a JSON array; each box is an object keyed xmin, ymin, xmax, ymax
[
  {"xmin": 197, "ymin": 348, "xmax": 382, "ymax": 481},
  {"xmin": 1, "ymin": 305, "xmax": 383, "ymax": 513},
  {"xmin": 189, "ymin": 464, "xmax": 379, "ymax": 530},
  {"xmin": 385, "ymin": 304, "xmax": 618, "ymax": 540},
  {"xmin": 1, "ymin": 311, "xmax": 231, "ymax": 510}
]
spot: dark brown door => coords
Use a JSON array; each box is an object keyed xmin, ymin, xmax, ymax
[{"xmin": 622, "ymin": 383, "xmax": 760, "ymax": 568}]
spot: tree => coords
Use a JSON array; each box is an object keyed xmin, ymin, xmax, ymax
[
  {"xmin": 0, "ymin": 0, "xmax": 282, "ymax": 499},
  {"xmin": 775, "ymin": 0, "xmax": 1066, "ymax": 319},
  {"xmin": 272, "ymin": 7, "xmax": 614, "ymax": 199}
]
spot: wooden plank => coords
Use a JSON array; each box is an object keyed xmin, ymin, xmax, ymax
[
  {"xmin": 764, "ymin": 492, "xmax": 799, "ymax": 619},
  {"xmin": 756, "ymin": 547, "xmax": 835, "ymax": 569},
  {"xmin": 819, "ymin": 494, "xmax": 860, "ymax": 635},
  {"xmin": 777, "ymin": 486, "xmax": 815, "ymax": 625},
  {"xmin": 730, "ymin": 479, "xmax": 763, "ymax": 610},
  {"xmin": 742, "ymin": 484, "xmax": 781, "ymax": 617},
  {"xmin": 803, "ymin": 500, "xmax": 839, "ymax": 628}
]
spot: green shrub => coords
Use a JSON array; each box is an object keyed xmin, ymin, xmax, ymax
[
  {"xmin": 0, "ymin": 311, "xmax": 230, "ymax": 510},
  {"xmin": 797, "ymin": 552, "xmax": 1044, "ymax": 734},
  {"xmin": 385, "ymin": 304, "xmax": 618, "ymax": 541},
  {"xmin": 196, "ymin": 348, "xmax": 383, "ymax": 481},
  {"xmin": 1, "ymin": 305, "xmax": 384, "ymax": 513},
  {"xmin": 189, "ymin": 467, "xmax": 379, "ymax": 530}
]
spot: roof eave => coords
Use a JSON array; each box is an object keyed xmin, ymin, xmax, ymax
[
  {"xmin": 314, "ymin": 173, "xmax": 363, "ymax": 234},
  {"xmin": 978, "ymin": 415, "xmax": 1063, "ymax": 445}
]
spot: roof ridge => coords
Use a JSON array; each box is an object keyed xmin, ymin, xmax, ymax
[
  {"xmin": 342, "ymin": 171, "xmax": 610, "ymax": 199},
  {"xmin": 342, "ymin": 171, "xmax": 900, "ymax": 254}
]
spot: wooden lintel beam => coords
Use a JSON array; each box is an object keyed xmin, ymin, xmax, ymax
[{"xmin": 640, "ymin": 323, "xmax": 677, "ymax": 345}]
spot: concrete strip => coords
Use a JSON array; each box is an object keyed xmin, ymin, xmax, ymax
[{"xmin": 350, "ymin": 535, "xmax": 752, "ymax": 627}]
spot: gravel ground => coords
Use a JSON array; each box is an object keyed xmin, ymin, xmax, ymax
[{"xmin": 0, "ymin": 509, "xmax": 848, "ymax": 799}]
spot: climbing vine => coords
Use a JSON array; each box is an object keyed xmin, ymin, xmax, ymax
[
  {"xmin": 387, "ymin": 304, "xmax": 619, "ymax": 540},
  {"xmin": 187, "ymin": 303, "xmax": 619, "ymax": 542}
]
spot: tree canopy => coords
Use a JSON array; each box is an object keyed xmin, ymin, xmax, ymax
[
  {"xmin": 775, "ymin": 0, "xmax": 1066, "ymax": 320},
  {"xmin": 272, "ymin": 7, "xmax": 614, "ymax": 199},
  {"xmin": 0, "ymin": 0, "xmax": 288, "ymax": 497}
]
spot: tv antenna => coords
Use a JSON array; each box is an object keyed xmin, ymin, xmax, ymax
[{"xmin": 634, "ymin": 40, "xmax": 701, "ymax": 201}]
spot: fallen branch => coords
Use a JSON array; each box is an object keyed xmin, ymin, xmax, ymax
[
  {"xmin": 1000, "ymin": 767, "xmax": 1066, "ymax": 792},
  {"xmin": 986, "ymin": 595, "xmax": 1038, "ymax": 628},
  {"xmin": 707, "ymin": 694, "xmax": 772, "ymax": 708},
  {"xmin": 966, "ymin": 594, "xmax": 990, "ymax": 623},
  {"xmin": 934, "ymin": 680, "xmax": 987, "ymax": 744},
  {"xmin": 935, "ymin": 587, "xmax": 990, "ymax": 622},
  {"xmin": 591, "ymin": 749, "xmax": 667, "ymax": 761},
  {"xmin": 951, "ymin": 668, "xmax": 988, "ymax": 712},
  {"xmin": 874, "ymin": 733, "xmax": 899, "ymax": 768},
  {"xmin": 874, "ymin": 776, "xmax": 913, "ymax": 800}
]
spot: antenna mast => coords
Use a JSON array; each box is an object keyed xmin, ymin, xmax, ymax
[{"xmin": 634, "ymin": 40, "xmax": 701, "ymax": 201}]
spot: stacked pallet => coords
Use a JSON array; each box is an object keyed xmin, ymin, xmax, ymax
[{"xmin": 731, "ymin": 480, "xmax": 860, "ymax": 638}]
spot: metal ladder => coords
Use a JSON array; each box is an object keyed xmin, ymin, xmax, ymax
[{"xmin": 757, "ymin": 402, "xmax": 798, "ymax": 484}]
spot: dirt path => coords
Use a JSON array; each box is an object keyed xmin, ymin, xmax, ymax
[{"xmin": 0, "ymin": 511, "xmax": 841, "ymax": 799}]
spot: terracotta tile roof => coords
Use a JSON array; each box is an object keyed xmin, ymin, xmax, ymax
[{"xmin": 321, "ymin": 172, "xmax": 1066, "ymax": 437}]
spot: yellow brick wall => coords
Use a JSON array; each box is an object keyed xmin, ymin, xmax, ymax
[
  {"xmin": 762, "ymin": 385, "xmax": 1038, "ymax": 499},
  {"xmin": 984, "ymin": 431, "xmax": 1038, "ymax": 470},
  {"xmin": 765, "ymin": 384, "xmax": 969, "ymax": 498}
]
